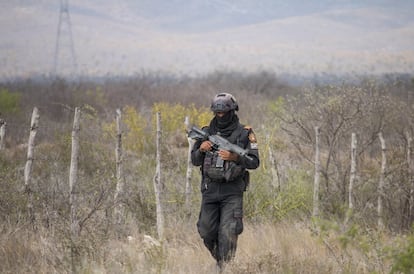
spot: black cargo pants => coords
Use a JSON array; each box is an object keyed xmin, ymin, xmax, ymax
[{"xmin": 197, "ymin": 178, "xmax": 245, "ymax": 264}]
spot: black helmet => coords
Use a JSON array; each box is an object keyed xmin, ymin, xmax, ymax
[{"xmin": 210, "ymin": 93, "xmax": 239, "ymax": 112}]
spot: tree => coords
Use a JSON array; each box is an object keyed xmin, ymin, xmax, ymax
[{"xmin": 279, "ymin": 83, "xmax": 396, "ymax": 220}]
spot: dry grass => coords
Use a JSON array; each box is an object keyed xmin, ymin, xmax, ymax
[{"xmin": 0, "ymin": 220, "xmax": 393, "ymax": 274}]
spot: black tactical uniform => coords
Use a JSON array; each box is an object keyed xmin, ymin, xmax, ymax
[{"xmin": 191, "ymin": 93, "xmax": 260, "ymax": 269}]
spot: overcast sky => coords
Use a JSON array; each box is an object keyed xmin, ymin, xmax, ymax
[{"xmin": 1, "ymin": 0, "xmax": 413, "ymax": 79}]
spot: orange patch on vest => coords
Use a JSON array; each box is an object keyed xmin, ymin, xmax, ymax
[{"xmin": 248, "ymin": 132, "xmax": 257, "ymax": 143}]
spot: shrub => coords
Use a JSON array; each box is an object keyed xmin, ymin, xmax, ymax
[
  {"xmin": 0, "ymin": 88, "xmax": 21, "ymax": 114},
  {"xmin": 390, "ymin": 226, "xmax": 414, "ymax": 274}
]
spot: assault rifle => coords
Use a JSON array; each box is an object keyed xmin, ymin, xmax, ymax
[{"xmin": 188, "ymin": 126, "xmax": 253, "ymax": 161}]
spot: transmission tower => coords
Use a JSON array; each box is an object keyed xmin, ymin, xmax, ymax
[{"xmin": 53, "ymin": 0, "xmax": 77, "ymax": 76}]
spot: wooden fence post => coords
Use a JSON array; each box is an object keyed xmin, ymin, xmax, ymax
[
  {"xmin": 346, "ymin": 133, "xmax": 357, "ymax": 225},
  {"xmin": 113, "ymin": 109, "xmax": 125, "ymax": 226},
  {"xmin": 69, "ymin": 108, "xmax": 81, "ymax": 238},
  {"xmin": 24, "ymin": 107, "xmax": 40, "ymax": 225},
  {"xmin": 154, "ymin": 112, "xmax": 165, "ymax": 240},
  {"xmin": 69, "ymin": 107, "xmax": 81, "ymax": 273},
  {"xmin": 349, "ymin": 133, "xmax": 357, "ymax": 210},
  {"xmin": 184, "ymin": 116, "xmax": 193, "ymax": 215},
  {"xmin": 378, "ymin": 132, "xmax": 386, "ymax": 230},
  {"xmin": 0, "ymin": 119, "xmax": 6, "ymax": 150},
  {"xmin": 313, "ymin": 126, "xmax": 320, "ymax": 218},
  {"xmin": 407, "ymin": 131, "xmax": 414, "ymax": 226}
]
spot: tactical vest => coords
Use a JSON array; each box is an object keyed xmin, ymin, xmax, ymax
[{"xmin": 203, "ymin": 124, "xmax": 247, "ymax": 182}]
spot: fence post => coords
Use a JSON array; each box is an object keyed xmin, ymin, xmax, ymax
[
  {"xmin": 345, "ymin": 133, "xmax": 357, "ymax": 225},
  {"xmin": 184, "ymin": 116, "xmax": 193, "ymax": 215},
  {"xmin": 69, "ymin": 107, "xmax": 81, "ymax": 273},
  {"xmin": 349, "ymin": 133, "xmax": 357, "ymax": 210},
  {"xmin": 24, "ymin": 107, "xmax": 40, "ymax": 225},
  {"xmin": 0, "ymin": 119, "xmax": 6, "ymax": 150},
  {"xmin": 407, "ymin": 131, "xmax": 414, "ymax": 227},
  {"xmin": 69, "ymin": 107, "xmax": 81, "ymax": 237},
  {"xmin": 154, "ymin": 111, "xmax": 165, "ymax": 240},
  {"xmin": 378, "ymin": 132, "xmax": 386, "ymax": 230},
  {"xmin": 313, "ymin": 126, "xmax": 320, "ymax": 218},
  {"xmin": 113, "ymin": 109, "xmax": 125, "ymax": 226}
]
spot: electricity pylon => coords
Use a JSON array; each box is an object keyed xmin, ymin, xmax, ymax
[{"xmin": 53, "ymin": 0, "xmax": 77, "ymax": 77}]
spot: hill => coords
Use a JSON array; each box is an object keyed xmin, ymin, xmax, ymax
[{"xmin": 0, "ymin": 1, "xmax": 413, "ymax": 79}]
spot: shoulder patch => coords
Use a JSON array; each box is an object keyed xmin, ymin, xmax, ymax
[
  {"xmin": 249, "ymin": 132, "xmax": 257, "ymax": 143},
  {"xmin": 246, "ymin": 126, "xmax": 257, "ymax": 143},
  {"xmin": 242, "ymin": 125, "xmax": 257, "ymax": 143}
]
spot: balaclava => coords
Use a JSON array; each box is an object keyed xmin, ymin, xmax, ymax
[{"xmin": 209, "ymin": 110, "xmax": 239, "ymax": 137}]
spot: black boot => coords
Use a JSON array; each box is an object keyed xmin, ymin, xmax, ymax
[{"xmin": 216, "ymin": 259, "xmax": 225, "ymax": 273}]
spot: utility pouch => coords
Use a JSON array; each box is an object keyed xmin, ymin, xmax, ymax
[
  {"xmin": 224, "ymin": 162, "xmax": 244, "ymax": 182},
  {"xmin": 204, "ymin": 152, "xmax": 226, "ymax": 180},
  {"xmin": 204, "ymin": 152, "xmax": 245, "ymax": 182}
]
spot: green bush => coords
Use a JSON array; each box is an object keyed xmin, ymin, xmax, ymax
[
  {"xmin": 0, "ymin": 88, "xmax": 21, "ymax": 114},
  {"xmin": 244, "ymin": 168, "xmax": 312, "ymax": 221},
  {"xmin": 391, "ymin": 226, "xmax": 414, "ymax": 274}
]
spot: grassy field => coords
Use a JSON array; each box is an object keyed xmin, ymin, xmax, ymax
[
  {"xmin": 2, "ymin": 74, "xmax": 414, "ymax": 273},
  {"xmin": 1, "ymin": 218, "xmax": 400, "ymax": 274}
]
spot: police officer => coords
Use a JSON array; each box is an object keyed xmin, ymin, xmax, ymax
[{"xmin": 191, "ymin": 93, "xmax": 260, "ymax": 270}]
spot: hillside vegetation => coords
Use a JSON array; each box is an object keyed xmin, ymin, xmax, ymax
[{"xmin": 1, "ymin": 71, "xmax": 414, "ymax": 273}]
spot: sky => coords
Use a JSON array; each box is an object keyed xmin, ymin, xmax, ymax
[{"xmin": 0, "ymin": 0, "xmax": 414, "ymax": 79}]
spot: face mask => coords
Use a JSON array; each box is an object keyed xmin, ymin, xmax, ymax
[{"xmin": 216, "ymin": 111, "xmax": 234, "ymax": 129}]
